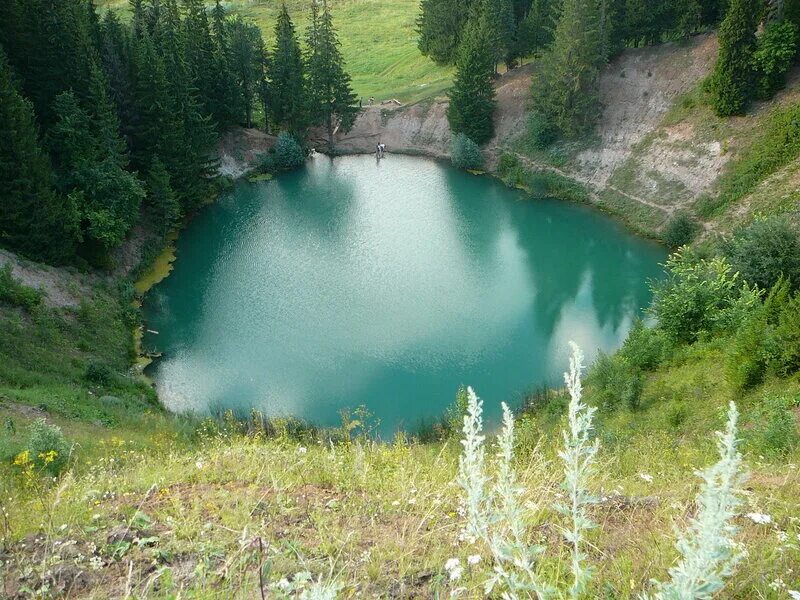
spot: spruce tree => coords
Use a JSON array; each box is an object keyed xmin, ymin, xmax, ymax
[
  {"xmin": 268, "ymin": 4, "xmax": 307, "ymax": 133},
  {"xmin": 417, "ymin": 0, "xmax": 475, "ymax": 65},
  {"xmin": 147, "ymin": 155, "xmax": 181, "ymax": 236},
  {"xmin": 305, "ymin": 0, "xmax": 358, "ymax": 146},
  {"xmin": 211, "ymin": 0, "xmax": 243, "ymax": 127},
  {"xmin": 483, "ymin": 0, "xmax": 516, "ymax": 69},
  {"xmin": 514, "ymin": 0, "xmax": 558, "ymax": 58},
  {"xmin": 531, "ymin": 0, "xmax": 605, "ymax": 139},
  {"xmin": 226, "ymin": 17, "xmax": 264, "ymax": 128},
  {"xmin": 48, "ymin": 91, "xmax": 145, "ymax": 253},
  {"xmin": 182, "ymin": 0, "xmax": 219, "ymax": 124},
  {"xmin": 446, "ymin": 9, "xmax": 496, "ymax": 144},
  {"xmin": 709, "ymin": 0, "xmax": 759, "ymax": 117},
  {"xmin": 0, "ymin": 51, "xmax": 79, "ymax": 262}
]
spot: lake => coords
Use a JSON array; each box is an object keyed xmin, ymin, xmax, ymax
[{"xmin": 142, "ymin": 154, "xmax": 667, "ymax": 435}]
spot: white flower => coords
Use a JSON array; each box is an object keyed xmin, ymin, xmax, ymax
[
  {"xmin": 391, "ymin": 500, "xmax": 400, "ymax": 506},
  {"xmin": 787, "ymin": 590, "xmax": 800, "ymax": 599},
  {"xmin": 444, "ymin": 558, "xmax": 461, "ymax": 571},
  {"xmin": 449, "ymin": 566, "xmax": 463, "ymax": 581},
  {"xmin": 276, "ymin": 578, "xmax": 291, "ymax": 591},
  {"xmin": 746, "ymin": 512, "xmax": 772, "ymax": 524},
  {"xmin": 297, "ymin": 447, "xmax": 307, "ymax": 454},
  {"xmin": 467, "ymin": 554, "xmax": 481, "ymax": 565},
  {"xmin": 639, "ymin": 473, "xmax": 654, "ymax": 483},
  {"xmin": 195, "ymin": 460, "xmax": 204, "ymax": 470}
]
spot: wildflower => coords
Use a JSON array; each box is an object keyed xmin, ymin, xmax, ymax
[
  {"xmin": 195, "ymin": 460, "xmax": 204, "ymax": 470},
  {"xmin": 298, "ymin": 446, "xmax": 308, "ymax": 454},
  {"xmin": 788, "ymin": 590, "xmax": 800, "ymax": 599},
  {"xmin": 444, "ymin": 558, "xmax": 461, "ymax": 571},
  {"xmin": 746, "ymin": 512, "xmax": 772, "ymax": 525},
  {"xmin": 467, "ymin": 554, "xmax": 481, "ymax": 565},
  {"xmin": 639, "ymin": 473, "xmax": 654, "ymax": 483},
  {"xmin": 449, "ymin": 566, "xmax": 463, "ymax": 581}
]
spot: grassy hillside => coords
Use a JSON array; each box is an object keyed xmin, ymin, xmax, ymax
[{"xmin": 97, "ymin": 0, "xmax": 453, "ymax": 104}]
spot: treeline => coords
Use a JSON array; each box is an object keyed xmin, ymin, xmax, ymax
[
  {"xmin": 0, "ymin": 0, "xmax": 357, "ymax": 266},
  {"xmin": 439, "ymin": 0, "xmax": 800, "ymax": 149}
]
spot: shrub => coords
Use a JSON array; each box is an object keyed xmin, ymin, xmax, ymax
[
  {"xmin": 450, "ymin": 133, "xmax": 484, "ymax": 170},
  {"xmin": 754, "ymin": 21, "xmax": 798, "ymax": 100},
  {"xmin": 272, "ymin": 133, "xmax": 306, "ymax": 171},
  {"xmin": 662, "ymin": 212, "xmax": 700, "ymax": 248},
  {"xmin": 27, "ymin": 418, "xmax": 71, "ymax": 476},
  {"xmin": 0, "ymin": 265, "xmax": 44, "ymax": 311},
  {"xmin": 254, "ymin": 151, "xmax": 275, "ymax": 174},
  {"xmin": 526, "ymin": 111, "xmax": 557, "ymax": 150},
  {"xmin": 620, "ymin": 319, "xmax": 671, "ymax": 371},
  {"xmin": 650, "ymin": 250, "xmax": 761, "ymax": 343},
  {"xmin": 85, "ymin": 360, "xmax": 113, "ymax": 385},
  {"xmin": 496, "ymin": 153, "xmax": 527, "ymax": 187},
  {"xmin": 588, "ymin": 352, "xmax": 644, "ymax": 411},
  {"xmin": 744, "ymin": 394, "xmax": 800, "ymax": 457},
  {"xmin": 776, "ymin": 291, "xmax": 800, "ymax": 375},
  {"xmin": 723, "ymin": 216, "xmax": 800, "ymax": 291}
]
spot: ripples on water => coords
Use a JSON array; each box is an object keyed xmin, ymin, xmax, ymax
[{"xmin": 142, "ymin": 155, "xmax": 667, "ymax": 435}]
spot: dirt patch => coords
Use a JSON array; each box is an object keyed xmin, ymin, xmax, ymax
[
  {"xmin": 217, "ymin": 126, "xmax": 276, "ymax": 178},
  {"xmin": 0, "ymin": 249, "xmax": 96, "ymax": 309}
]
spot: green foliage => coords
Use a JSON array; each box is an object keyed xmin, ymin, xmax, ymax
[
  {"xmin": 775, "ymin": 291, "xmax": 800, "ymax": 374},
  {"xmin": 708, "ymin": 0, "xmax": 759, "ymax": 117},
  {"xmin": 588, "ymin": 352, "xmax": 644, "ymax": 410},
  {"xmin": 530, "ymin": 0, "xmax": 606, "ymax": 139},
  {"xmin": 147, "ymin": 156, "xmax": 182, "ymax": 238},
  {"xmin": 724, "ymin": 216, "xmax": 800, "ymax": 291},
  {"xmin": 525, "ymin": 111, "xmax": 557, "ymax": 150},
  {"xmin": 753, "ymin": 21, "xmax": 798, "ymax": 100},
  {"xmin": 273, "ymin": 132, "xmax": 306, "ymax": 171},
  {"xmin": 649, "ymin": 250, "xmax": 761, "ymax": 343},
  {"xmin": 446, "ymin": 8, "xmax": 497, "ymax": 144},
  {"xmin": 416, "ymin": 0, "xmax": 474, "ymax": 65},
  {"xmin": 662, "ymin": 212, "xmax": 700, "ymax": 248},
  {"xmin": 48, "ymin": 91, "xmax": 146, "ymax": 253},
  {"xmin": 0, "ymin": 265, "xmax": 44, "ymax": 312},
  {"xmin": 0, "ymin": 50, "xmax": 79, "ymax": 263},
  {"xmin": 27, "ymin": 419, "xmax": 71, "ymax": 476},
  {"xmin": 85, "ymin": 360, "xmax": 114, "ymax": 385},
  {"xmin": 704, "ymin": 101, "xmax": 800, "ymax": 217},
  {"xmin": 269, "ymin": 4, "xmax": 307, "ymax": 134},
  {"xmin": 305, "ymin": 0, "xmax": 359, "ymax": 146},
  {"xmin": 450, "ymin": 133, "xmax": 484, "ymax": 170},
  {"xmin": 620, "ymin": 319, "xmax": 671, "ymax": 371},
  {"xmin": 744, "ymin": 394, "xmax": 800, "ymax": 457}
]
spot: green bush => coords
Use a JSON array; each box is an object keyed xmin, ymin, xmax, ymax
[
  {"xmin": 723, "ymin": 216, "xmax": 800, "ymax": 291},
  {"xmin": 619, "ymin": 319, "xmax": 671, "ymax": 371},
  {"xmin": 705, "ymin": 102, "xmax": 800, "ymax": 216},
  {"xmin": 496, "ymin": 153, "xmax": 527, "ymax": 187},
  {"xmin": 526, "ymin": 111, "xmax": 557, "ymax": 150},
  {"xmin": 650, "ymin": 250, "xmax": 761, "ymax": 343},
  {"xmin": 776, "ymin": 291, "xmax": 800, "ymax": 375},
  {"xmin": 0, "ymin": 265, "xmax": 44, "ymax": 311},
  {"xmin": 273, "ymin": 133, "xmax": 306, "ymax": 171},
  {"xmin": 27, "ymin": 418, "xmax": 71, "ymax": 476},
  {"xmin": 85, "ymin": 360, "xmax": 113, "ymax": 385},
  {"xmin": 754, "ymin": 21, "xmax": 798, "ymax": 100},
  {"xmin": 588, "ymin": 352, "xmax": 644, "ymax": 411},
  {"xmin": 450, "ymin": 133, "xmax": 484, "ymax": 170},
  {"xmin": 662, "ymin": 212, "xmax": 700, "ymax": 248},
  {"xmin": 744, "ymin": 394, "xmax": 800, "ymax": 457},
  {"xmin": 255, "ymin": 151, "xmax": 276, "ymax": 174}
]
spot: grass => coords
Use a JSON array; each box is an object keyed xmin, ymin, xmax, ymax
[
  {"xmin": 1, "ymin": 338, "xmax": 799, "ymax": 597},
  {"xmin": 97, "ymin": 0, "xmax": 453, "ymax": 104}
]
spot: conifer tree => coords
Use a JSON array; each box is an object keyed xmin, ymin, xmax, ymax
[
  {"xmin": 417, "ymin": 0, "xmax": 475, "ymax": 65},
  {"xmin": 531, "ymin": 0, "xmax": 605, "ymax": 139},
  {"xmin": 447, "ymin": 8, "xmax": 496, "ymax": 144},
  {"xmin": 182, "ymin": 0, "xmax": 219, "ymax": 124},
  {"xmin": 709, "ymin": 0, "xmax": 759, "ymax": 116},
  {"xmin": 483, "ymin": 0, "xmax": 516, "ymax": 69},
  {"xmin": 229, "ymin": 17, "xmax": 266, "ymax": 128},
  {"xmin": 147, "ymin": 155, "xmax": 181, "ymax": 236},
  {"xmin": 305, "ymin": 0, "xmax": 358, "ymax": 146},
  {"xmin": 514, "ymin": 0, "xmax": 559, "ymax": 58},
  {"xmin": 268, "ymin": 4, "xmax": 306, "ymax": 133},
  {"xmin": 210, "ymin": 0, "xmax": 243, "ymax": 127},
  {"xmin": 0, "ymin": 51, "xmax": 79, "ymax": 262},
  {"xmin": 48, "ymin": 91, "xmax": 145, "ymax": 253}
]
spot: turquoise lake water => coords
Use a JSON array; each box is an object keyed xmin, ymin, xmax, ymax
[{"xmin": 142, "ymin": 154, "xmax": 667, "ymax": 435}]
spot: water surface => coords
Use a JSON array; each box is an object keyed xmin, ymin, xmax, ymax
[{"xmin": 143, "ymin": 155, "xmax": 666, "ymax": 434}]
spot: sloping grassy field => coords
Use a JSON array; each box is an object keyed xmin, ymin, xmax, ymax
[{"xmin": 97, "ymin": 0, "xmax": 453, "ymax": 104}]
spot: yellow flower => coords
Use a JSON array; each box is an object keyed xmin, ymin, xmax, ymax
[
  {"xmin": 13, "ymin": 450, "xmax": 31, "ymax": 467},
  {"xmin": 38, "ymin": 450, "xmax": 58, "ymax": 465}
]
